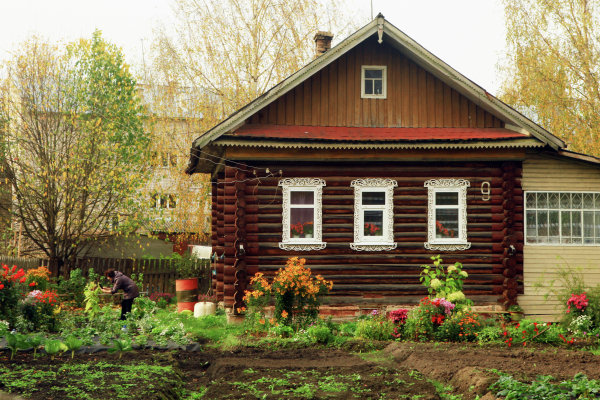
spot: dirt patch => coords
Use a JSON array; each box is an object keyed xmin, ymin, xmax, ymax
[{"xmin": 385, "ymin": 342, "xmax": 600, "ymax": 399}]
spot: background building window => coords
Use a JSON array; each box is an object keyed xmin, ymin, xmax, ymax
[{"xmin": 525, "ymin": 191, "xmax": 600, "ymax": 245}]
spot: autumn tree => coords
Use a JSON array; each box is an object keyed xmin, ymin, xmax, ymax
[
  {"xmin": 140, "ymin": 0, "xmax": 364, "ymax": 244},
  {"xmin": 0, "ymin": 32, "xmax": 150, "ymax": 265},
  {"xmin": 498, "ymin": 0, "xmax": 600, "ymax": 155}
]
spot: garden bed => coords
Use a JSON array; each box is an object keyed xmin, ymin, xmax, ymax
[{"xmin": 4, "ymin": 343, "xmax": 600, "ymax": 399}]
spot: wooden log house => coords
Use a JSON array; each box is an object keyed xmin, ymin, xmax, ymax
[{"xmin": 186, "ymin": 15, "xmax": 600, "ymax": 319}]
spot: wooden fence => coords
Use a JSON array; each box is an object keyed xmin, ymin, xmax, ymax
[{"xmin": 0, "ymin": 256, "xmax": 212, "ymax": 296}]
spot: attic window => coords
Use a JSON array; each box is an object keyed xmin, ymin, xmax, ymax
[{"xmin": 361, "ymin": 66, "xmax": 387, "ymax": 99}]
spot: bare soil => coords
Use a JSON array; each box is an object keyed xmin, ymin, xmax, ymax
[{"xmin": 1, "ymin": 342, "xmax": 600, "ymax": 399}]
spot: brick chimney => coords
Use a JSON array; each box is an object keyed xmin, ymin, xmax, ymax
[{"xmin": 314, "ymin": 31, "xmax": 334, "ymax": 57}]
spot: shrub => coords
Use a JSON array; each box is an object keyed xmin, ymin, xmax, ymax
[
  {"xmin": 24, "ymin": 266, "xmax": 51, "ymax": 292},
  {"xmin": 19, "ymin": 290, "xmax": 60, "ymax": 332},
  {"xmin": 244, "ymin": 257, "xmax": 333, "ymax": 329},
  {"xmin": 54, "ymin": 268, "xmax": 87, "ymax": 307},
  {"xmin": 420, "ymin": 255, "xmax": 471, "ymax": 307},
  {"xmin": 533, "ymin": 257, "xmax": 600, "ymax": 330},
  {"xmin": 501, "ymin": 319, "xmax": 563, "ymax": 347},
  {"xmin": 150, "ymin": 292, "xmax": 174, "ymax": 303},
  {"xmin": 271, "ymin": 324, "xmax": 294, "ymax": 338},
  {"xmin": 435, "ymin": 310, "xmax": 483, "ymax": 342},
  {"xmin": 307, "ymin": 325, "xmax": 332, "ymax": 344},
  {"xmin": 356, "ymin": 315, "xmax": 395, "ymax": 341},
  {"xmin": 0, "ymin": 265, "xmax": 26, "ymax": 327}
]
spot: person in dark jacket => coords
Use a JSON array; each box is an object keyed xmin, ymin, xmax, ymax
[{"xmin": 102, "ymin": 270, "xmax": 140, "ymax": 320}]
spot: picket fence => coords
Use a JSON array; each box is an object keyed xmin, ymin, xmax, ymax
[{"xmin": 0, "ymin": 255, "xmax": 212, "ymax": 296}]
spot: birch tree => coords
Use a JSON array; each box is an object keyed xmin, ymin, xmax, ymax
[
  {"xmin": 141, "ymin": 0, "xmax": 364, "ymax": 245},
  {"xmin": 498, "ymin": 0, "xmax": 600, "ymax": 155},
  {"xmin": 0, "ymin": 32, "xmax": 150, "ymax": 264}
]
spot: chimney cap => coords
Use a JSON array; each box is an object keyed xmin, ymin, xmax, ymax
[{"xmin": 314, "ymin": 31, "xmax": 334, "ymax": 41}]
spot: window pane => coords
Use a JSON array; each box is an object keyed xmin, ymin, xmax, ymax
[
  {"xmin": 435, "ymin": 192, "xmax": 458, "ymax": 206},
  {"xmin": 584, "ymin": 193, "xmax": 594, "ymax": 209},
  {"xmin": 549, "ymin": 210, "xmax": 559, "ymax": 243},
  {"xmin": 364, "ymin": 80, "xmax": 373, "ymax": 94},
  {"xmin": 364, "ymin": 210, "xmax": 383, "ymax": 237},
  {"xmin": 374, "ymin": 80, "xmax": 383, "ymax": 95},
  {"xmin": 561, "ymin": 193, "xmax": 571, "ymax": 209},
  {"xmin": 596, "ymin": 194, "xmax": 600, "ymax": 210},
  {"xmin": 291, "ymin": 191, "xmax": 314, "ymax": 205},
  {"xmin": 572, "ymin": 211, "xmax": 582, "ymax": 237},
  {"xmin": 548, "ymin": 193, "xmax": 559, "ymax": 209},
  {"xmin": 572, "ymin": 193, "xmax": 582, "ymax": 209},
  {"xmin": 168, "ymin": 195, "xmax": 177, "ymax": 209},
  {"xmin": 537, "ymin": 193, "xmax": 548, "ymax": 209},
  {"xmin": 290, "ymin": 208, "xmax": 314, "ymax": 238},
  {"xmin": 596, "ymin": 211, "xmax": 600, "ymax": 242},
  {"xmin": 435, "ymin": 209, "xmax": 459, "ymax": 239},
  {"xmin": 365, "ymin": 69, "xmax": 382, "ymax": 79},
  {"xmin": 362, "ymin": 192, "xmax": 385, "ymax": 205},
  {"xmin": 584, "ymin": 211, "xmax": 594, "ymax": 239},
  {"xmin": 526, "ymin": 210, "xmax": 536, "ymax": 243},
  {"xmin": 526, "ymin": 193, "xmax": 536, "ymax": 209},
  {"xmin": 561, "ymin": 211, "xmax": 571, "ymax": 244},
  {"xmin": 537, "ymin": 210, "xmax": 548, "ymax": 242}
]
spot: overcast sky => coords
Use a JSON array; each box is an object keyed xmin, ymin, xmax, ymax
[{"xmin": 0, "ymin": 0, "xmax": 506, "ymax": 95}]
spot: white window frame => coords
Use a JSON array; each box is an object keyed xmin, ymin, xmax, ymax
[
  {"xmin": 361, "ymin": 66, "xmax": 387, "ymax": 99},
  {"xmin": 424, "ymin": 179, "xmax": 471, "ymax": 251},
  {"xmin": 278, "ymin": 178, "xmax": 326, "ymax": 251},
  {"xmin": 350, "ymin": 179, "xmax": 397, "ymax": 251},
  {"xmin": 524, "ymin": 191, "xmax": 600, "ymax": 246}
]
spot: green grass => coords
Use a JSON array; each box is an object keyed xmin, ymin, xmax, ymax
[{"xmin": 153, "ymin": 311, "xmax": 245, "ymax": 344}]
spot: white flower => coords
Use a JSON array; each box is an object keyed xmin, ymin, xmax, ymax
[
  {"xmin": 447, "ymin": 291, "xmax": 465, "ymax": 303},
  {"xmin": 459, "ymin": 271, "xmax": 468, "ymax": 278},
  {"xmin": 447, "ymin": 265, "xmax": 457, "ymax": 273},
  {"xmin": 430, "ymin": 279, "xmax": 442, "ymax": 290}
]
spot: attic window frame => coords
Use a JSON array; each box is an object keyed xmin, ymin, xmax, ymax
[{"xmin": 361, "ymin": 66, "xmax": 387, "ymax": 99}]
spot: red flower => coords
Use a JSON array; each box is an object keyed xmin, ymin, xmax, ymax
[
  {"xmin": 0, "ymin": 284, "xmax": 4, "ymax": 290},
  {"xmin": 29, "ymin": 282, "xmax": 37, "ymax": 287}
]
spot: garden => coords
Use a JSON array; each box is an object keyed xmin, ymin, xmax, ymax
[{"xmin": 3, "ymin": 257, "xmax": 600, "ymax": 399}]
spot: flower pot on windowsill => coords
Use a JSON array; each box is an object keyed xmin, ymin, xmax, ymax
[
  {"xmin": 305, "ymin": 233, "xmax": 313, "ymax": 238},
  {"xmin": 509, "ymin": 311, "xmax": 523, "ymax": 321},
  {"xmin": 292, "ymin": 233, "xmax": 301, "ymax": 238}
]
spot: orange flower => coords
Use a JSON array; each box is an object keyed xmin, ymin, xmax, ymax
[
  {"xmin": 259, "ymin": 319, "xmax": 265, "ymax": 324},
  {"xmin": 281, "ymin": 310, "xmax": 288, "ymax": 319}
]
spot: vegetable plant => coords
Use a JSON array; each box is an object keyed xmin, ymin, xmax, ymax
[
  {"xmin": 64, "ymin": 335, "xmax": 83, "ymax": 359},
  {"xmin": 5, "ymin": 334, "xmax": 28, "ymax": 360},
  {"xmin": 44, "ymin": 340, "xmax": 62, "ymax": 360},
  {"xmin": 84, "ymin": 282, "xmax": 102, "ymax": 320},
  {"xmin": 27, "ymin": 335, "xmax": 43, "ymax": 358},
  {"xmin": 107, "ymin": 339, "xmax": 133, "ymax": 359}
]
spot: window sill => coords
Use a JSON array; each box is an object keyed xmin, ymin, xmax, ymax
[
  {"xmin": 279, "ymin": 242, "xmax": 326, "ymax": 251},
  {"xmin": 361, "ymin": 94, "xmax": 387, "ymax": 99},
  {"xmin": 350, "ymin": 243, "xmax": 397, "ymax": 251},
  {"xmin": 424, "ymin": 242, "xmax": 471, "ymax": 251}
]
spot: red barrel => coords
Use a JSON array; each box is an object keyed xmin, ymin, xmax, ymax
[{"xmin": 176, "ymin": 278, "xmax": 198, "ymax": 312}]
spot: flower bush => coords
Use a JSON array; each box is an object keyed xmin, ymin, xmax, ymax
[
  {"xmin": 19, "ymin": 289, "xmax": 60, "ymax": 332},
  {"xmin": 24, "ymin": 266, "xmax": 51, "ymax": 292},
  {"xmin": 244, "ymin": 257, "xmax": 333, "ymax": 329},
  {"xmin": 0, "ymin": 265, "xmax": 26, "ymax": 327},
  {"xmin": 420, "ymin": 256, "xmax": 471, "ymax": 307},
  {"xmin": 150, "ymin": 292, "xmax": 175, "ymax": 303},
  {"xmin": 566, "ymin": 293, "xmax": 588, "ymax": 314},
  {"xmin": 388, "ymin": 308, "xmax": 409, "ymax": 339},
  {"xmin": 356, "ymin": 313, "xmax": 394, "ymax": 341},
  {"xmin": 435, "ymin": 310, "xmax": 482, "ymax": 342}
]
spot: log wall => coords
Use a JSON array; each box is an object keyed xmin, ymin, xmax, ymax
[
  {"xmin": 248, "ymin": 37, "xmax": 504, "ymax": 129},
  {"xmin": 212, "ymin": 160, "xmax": 524, "ymax": 308}
]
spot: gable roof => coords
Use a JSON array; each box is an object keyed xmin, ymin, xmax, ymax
[{"xmin": 190, "ymin": 14, "xmax": 565, "ymax": 156}]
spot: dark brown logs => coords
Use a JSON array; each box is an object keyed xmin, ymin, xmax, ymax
[
  {"xmin": 500, "ymin": 161, "xmax": 520, "ymax": 307},
  {"xmin": 233, "ymin": 166, "xmax": 248, "ymax": 313}
]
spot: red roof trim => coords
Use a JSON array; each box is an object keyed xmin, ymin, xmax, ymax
[{"xmin": 232, "ymin": 125, "xmax": 527, "ymax": 142}]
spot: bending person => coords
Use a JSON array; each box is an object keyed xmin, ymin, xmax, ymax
[{"xmin": 102, "ymin": 269, "xmax": 140, "ymax": 321}]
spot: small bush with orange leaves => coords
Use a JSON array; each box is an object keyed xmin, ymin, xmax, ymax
[
  {"xmin": 25, "ymin": 266, "xmax": 51, "ymax": 292},
  {"xmin": 244, "ymin": 257, "xmax": 333, "ymax": 329}
]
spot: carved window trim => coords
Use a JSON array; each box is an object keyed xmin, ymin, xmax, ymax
[
  {"xmin": 424, "ymin": 179, "xmax": 471, "ymax": 251},
  {"xmin": 350, "ymin": 179, "xmax": 397, "ymax": 251},
  {"xmin": 278, "ymin": 178, "xmax": 326, "ymax": 251}
]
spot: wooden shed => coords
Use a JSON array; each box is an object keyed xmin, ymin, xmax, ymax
[{"xmin": 186, "ymin": 14, "xmax": 600, "ymax": 316}]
